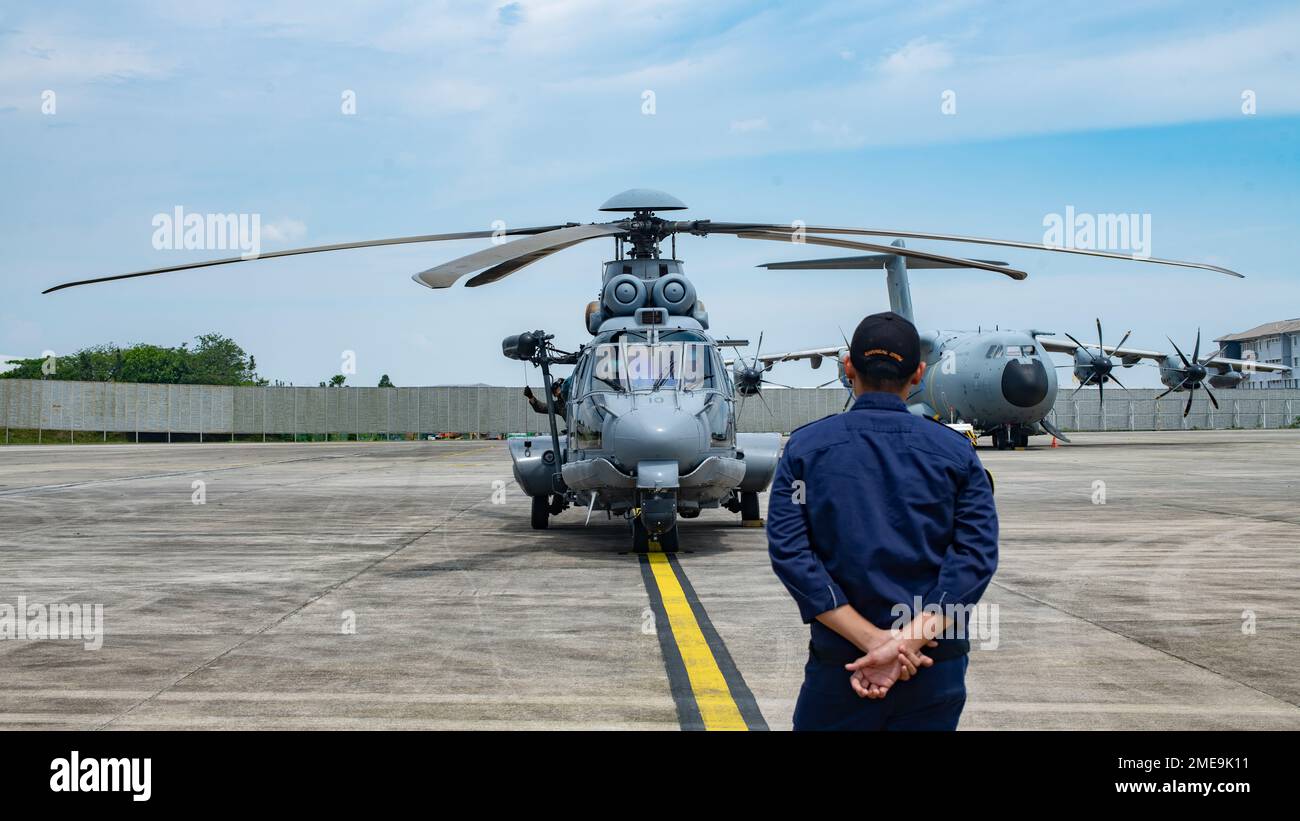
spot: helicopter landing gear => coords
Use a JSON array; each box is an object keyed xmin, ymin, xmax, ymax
[
  {"xmin": 740, "ymin": 491, "xmax": 762, "ymax": 527},
  {"xmin": 632, "ymin": 516, "xmax": 680, "ymax": 552},
  {"xmin": 530, "ymin": 495, "xmax": 550, "ymax": 530}
]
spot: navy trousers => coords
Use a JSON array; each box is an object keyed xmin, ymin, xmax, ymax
[{"xmin": 793, "ymin": 654, "xmax": 968, "ymax": 731}]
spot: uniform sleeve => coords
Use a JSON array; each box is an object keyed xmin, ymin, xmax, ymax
[
  {"xmin": 923, "ymin": 448, "xmax": 999, "ymax": 609},
  {"xmin": 767, "ymin": 443, "xmax": 848, "ymax": 623}
]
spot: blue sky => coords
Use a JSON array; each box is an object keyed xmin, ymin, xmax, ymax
[{"xmin": 2, "ymin": 0, "xmax": 1298, "ymax": 387}]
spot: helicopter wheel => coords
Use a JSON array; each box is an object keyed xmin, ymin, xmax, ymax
[
  {"xmin": 740, "ymin": 491, "xmax": 762, "ymax": 526},
  {"xmin": 530, "ymin": 495, "xmax": 550, "ymax": 530},
  {"xmin": 631, "ymin": 517, "xmax": 680, "ymax": 553}
]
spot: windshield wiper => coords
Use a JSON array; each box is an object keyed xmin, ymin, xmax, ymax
[
  {"xmin": 595, "ymin": 374, "xmax": 625, "ymax": 392},
  {"xmin": 653, "ymin": 358, "xmax": 676, "ymax": 392}
]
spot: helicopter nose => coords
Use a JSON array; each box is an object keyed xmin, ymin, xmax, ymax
[
  {"xmin": 609, "ymin": 408, "xmax": 704, "ymax": 474},
  {"xmin": 1001, "ymin": 360, "xmax": 1049, "ymax": 408}
]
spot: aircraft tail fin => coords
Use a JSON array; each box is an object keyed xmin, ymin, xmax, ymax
[{"xmin": 885, "ymin": 239, "xmax": 914, "ymax": 323}]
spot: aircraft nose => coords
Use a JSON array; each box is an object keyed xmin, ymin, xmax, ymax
[
  {"xmin": 609, "ymin": 408, "xmax": 704, "ymax": 473},
  {"xmin": 1001, "ymin": 360, "xmax": 1049, "ymax": 408}
]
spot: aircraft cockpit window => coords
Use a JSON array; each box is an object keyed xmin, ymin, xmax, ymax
[
  {"xmin": 1005, "ymin": 345, "xmax": 1022, "ymax": 357},
  {"xmin": 590, "ymin": 341, "xmax": 712, "ymax": 392},
  {"xmin": 986, "ymin": 345, "xmax": 1002, "ymax": 358}
]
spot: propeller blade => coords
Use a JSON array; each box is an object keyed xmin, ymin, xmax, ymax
[
  {"xmin": 1063, "ymin": 332, "xmax": 1089, "ymax": 352},
  {"xmin": 756, "ymin": 390, "xmax": 775, "ymax": 418},
  {"xmin": 755, "ymin": 331, "xmax": 764, "ymax": 361},
  {"xmin": 1198, "ymin": 347, "xmax": 1225, "ymax": 365},
  {"xmin": 689, "ymin": 222, "xmax": 1245, "ymax": 278},
  {"xmin": 414, "ymin": 223, "xmax": 625, "ymax": 289},
  {"xmin": 1192, "ymin": 329, "xmax": 1201, "ymax": 363},
  {"xmin": 815, "ymin": 378, "xmax": 840, "ymax": 388},
  {"xmin": 736, "ymin": 231, "xmax": 1028, "ymax": 280},
  {"xmin": 1109, "ymin": 373, "xmax": 1131, "ymax": 394},
  {"xmin": 842, "ymin": 393, "xmax": 853, "ymax": 411},
  {"xmin": 1155, "ymin": 377, "xmax": 1188, "ymax": 400},
  {"xmin": 1167, "ymin": 336, "xmax": 1191, "ymax": 369},
  {"xmin": 1071, "ymin": 373, "xmax": 1094, "ymax": 398},
  {"xmin": 42, "ymin": 225, "xmax": 578, "ymax": 294},
  {"xmin": 1183, "ymin": 391, "xmax": 1194, "ymax": 418},
  {"xmin": 1097, "ymin": 380, "xmax": 1104, "ymax": 410},
  {"xmin": 1095, "ymin": 318, "xmax": 1104, "ymax": 352},
  {"xmin": 1203, "ymin": 382, "xmax": 1219, "ymax": 410},
  {"xmin": 1113, "ymin": 330, "xmax": 1132, "ymax": 352}
]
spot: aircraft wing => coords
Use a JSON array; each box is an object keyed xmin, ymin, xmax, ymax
[
  {"xmin": 1035, "ymin": 336, "xmax": 1292, "ymax": 373},
  {"xmin": 723, "ymin": 346, "xmax": 844, "ymax": 368}
]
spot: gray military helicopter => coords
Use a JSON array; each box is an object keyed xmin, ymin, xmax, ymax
[
  {"xmin": 751, "ymin": 242, "xmax": 1288, "ymax": 448},
  {"xmin": 44, "ymin": 188, "xmax": 1287, "ymax": 543}
]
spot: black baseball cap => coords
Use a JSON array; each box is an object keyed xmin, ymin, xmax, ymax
[{"xmin": 850, "ymin": 311, "xmax": 921, "ymax": 379}]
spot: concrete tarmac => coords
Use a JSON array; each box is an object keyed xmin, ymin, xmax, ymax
[{"xmin": 0, "ymin": 430, "xmax": 1297, "ymax": 730}]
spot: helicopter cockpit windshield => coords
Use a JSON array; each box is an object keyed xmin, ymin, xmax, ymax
[{"xmin": 588, "ymin": 332, "xmax": 718, "ymax": 393}]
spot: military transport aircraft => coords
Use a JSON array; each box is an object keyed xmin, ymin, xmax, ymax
[{"xmin": 749, "ymin": 244, "xmax": 1289, "ymax": 448}]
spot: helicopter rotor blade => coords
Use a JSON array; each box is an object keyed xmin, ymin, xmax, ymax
[
  {"xmin": 414, "ymin": 223, "xmax": 626, "ymax": 289},
  {"xmin": 464, "ymin": 236, "xmax": 598, "ymax": 287},
  {"xmin": 689, "ymin": 222, "xmax": 1245, "ymax": 278},
  {"xmin": 737, "ymin": 231, "xmax": 1027, "ymax": 280},
  {"xmin": 42, "ymin": 225, "xmax": 580, "ymax": 294}
]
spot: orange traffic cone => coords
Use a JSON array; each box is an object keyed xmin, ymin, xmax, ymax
[{"xmin": 1050, "ymin": 437, "xmax": 1059, "ymax": 448}]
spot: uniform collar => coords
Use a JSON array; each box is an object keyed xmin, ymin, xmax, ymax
[{"xmin": 850, "ymin": 391, "xmax": 909, "ymax": 413}]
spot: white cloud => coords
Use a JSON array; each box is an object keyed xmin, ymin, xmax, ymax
[
  {"xmin": 262, "ymin": 219, "xmax": 307, "ymax": 244},
  {"xmin": 880, "ymin": 37, "xmax": 954, "ymax": 75}
]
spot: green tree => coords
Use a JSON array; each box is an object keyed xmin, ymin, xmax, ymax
[
  {"xmin": 378, "ymin": 374, "xmax": 395, "ymax": 387},
  {"xmin": 328, "ymin": 374, "xmax": 347, "ymax": 387},
  {"xmin": 1, "ymin": 334, "xmax": 267, "ymax": 385}
]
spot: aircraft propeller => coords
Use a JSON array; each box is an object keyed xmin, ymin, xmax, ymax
[
  {"xmin": 1156, "ymin": 329, "xmax": 1225, "ymax": 418},
  {"xmin": 1062, "ymin": 318, "xmax": 1132, "ymax": 409}
]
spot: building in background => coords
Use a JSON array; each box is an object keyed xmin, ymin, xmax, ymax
[{"xmin": 1215, "ymin": 319, "xmax": 1300, "ymax": 389}]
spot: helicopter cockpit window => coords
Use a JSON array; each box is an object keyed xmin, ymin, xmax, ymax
[{"xmin": 590, "ymin": 341, "xmax": 712, "ymax": 392}]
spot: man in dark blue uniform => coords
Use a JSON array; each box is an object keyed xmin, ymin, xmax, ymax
[{"xmin": 768, "ymin": 311, "xmax": 998, "ymax": 731}]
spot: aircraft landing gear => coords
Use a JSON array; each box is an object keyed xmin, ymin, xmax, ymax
[
  {"xmin": 991, "ymin": 427, "xmax": 1032, "ymax": 450},
  {"xmin": 530, "ymin": 495, "xmax": 550, "ymax": 529},
  {"xmin": 632, "ymin": 516, "xmax": 679, "ymax": 552},
  {"xmin": 740, "ymin": 490, "xmax": 762, "ymax": 527}
]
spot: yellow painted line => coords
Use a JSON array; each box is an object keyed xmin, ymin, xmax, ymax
[{"xmin": 645, "ymin": 551, "xmax": 748, "ymax": 731}]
